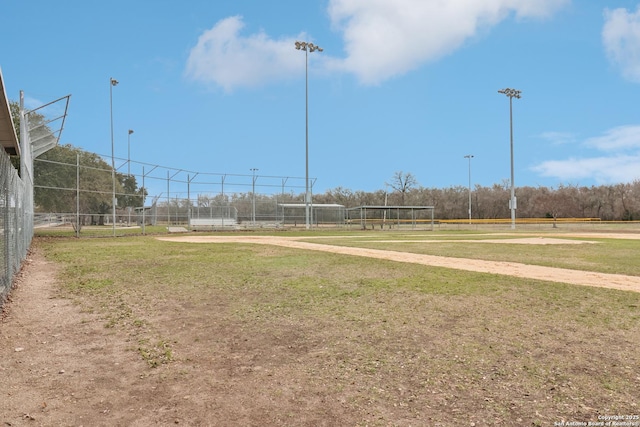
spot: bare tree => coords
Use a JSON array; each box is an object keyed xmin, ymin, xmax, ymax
[
  {"xmin": 532, "ymin": 186, "xmax": 563, "ymax": 227},
  {"xmin": 611, "ymin": 183, "xmax": 632, "ymax": 220},
  {"xmin": 325, "ymin": 187, "xmax": 355, "ymax": 207},
  {"xmin": 388, "ymin": 171, "xmax": 418, "ymax": 206}
]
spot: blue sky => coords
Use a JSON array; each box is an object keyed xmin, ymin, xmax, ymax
[{"xmin": 2, "ymin": 0, "xmax": 640, "ymax": 197}]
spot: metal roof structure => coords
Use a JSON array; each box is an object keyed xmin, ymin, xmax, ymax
[
  {"xmin": 27, "ymin": 94, "xmax": 71, "ymax": 158},
  {"xmin": 0, "ymin": 66, "xmax": 71, "ymax": 159},
  {"xmin": 0, "ymin": 67, "xmax": 19, "ymax": 156},
  {"xmin": 278, "ymin": 203, "xmax": 345, "ymax": 209},
  {"xmin": 346, "ymin": 205, "xmax": 435, "ymax": 211}
]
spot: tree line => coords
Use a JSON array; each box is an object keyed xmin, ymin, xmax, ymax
[
  {"xmin": 146, "ymin": 171, "xmax": 640, "ymax": 222},
  {"xmin": 33, "ymin": 144, "xmax": 146, "ymax": 225},
  {"xmin": 314, "ymin": 171, "xmax": 640, "ymax": 221}
]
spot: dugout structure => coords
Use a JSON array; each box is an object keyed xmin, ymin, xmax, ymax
[
  {"xmin": 347, "ymin": 205, "xmax": 435, "ymax": 230},
  {"xmin": 278, "ymin": 203, "xmax": 347, "ymax": 227}
]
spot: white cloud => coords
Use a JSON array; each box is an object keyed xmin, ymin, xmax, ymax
[
  {"xmin": 603, "ymin": 6, "xmax": 640, "ymax": 82},
  {"xmin": 533, "ymin": 155, "xmax": 640, "ymax": 184},
  {"xmin": 327, "ymin": 0, "xmax": 570, "ymax": 84},
  {"xmin": 185, "ymin": 1, "xmax": 569, "ymax": 90},
  {"xmin": 584, "ymin": 125, "xmax": 640, "ymax": 150},
  {"xmin": 533, "ymin": 125, "xmax": 640, "ymax": 184},
  {"xmin": 185, "ymin": 16, "xmax": 304, "ymax": 92},
  {"xmin": 539, "ymin": 131, "xmax": 577, "ymax": 145}
]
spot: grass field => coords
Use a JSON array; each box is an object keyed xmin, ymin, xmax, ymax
[{"xmin": 34, "ymin": 228, "xmax": 640, "ymax": 425}]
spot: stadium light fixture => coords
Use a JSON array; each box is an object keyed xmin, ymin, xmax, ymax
[
  {"xmin": 498, "ymin": 88, "xmax": 521, "ymax": 230},
  {"xmin": 464, "ymin": 154, "xmax": 474, "ymax": 224},
  {"xmin": 110, "ymin": 77, "xmax": 119, "ymax": 237},
  {"xmin": 295, "ymin": 40, "xmax": 323, "ymax": 229}
]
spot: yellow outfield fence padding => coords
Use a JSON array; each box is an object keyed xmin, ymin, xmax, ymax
[{"xmin": 436, "ymin": 218, "xmax": 603, "ymax": 225}]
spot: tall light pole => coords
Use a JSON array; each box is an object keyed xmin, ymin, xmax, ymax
[
  {"xmin": 498, "ymin": 88, "xmax": 521, "ymax": 230},
  {"xmin": 127, "ymin": 129, "xmax": 134, "ymax": 176},
  {"xmin": 250, "ymin": 168, "xmax": 258, "ymax": 225},
  {"xmin": 464, "ymin": 154, "xmax": 474, "ymax": 224},
  {"xmin": 295, "ymin": 40, "xmax": 323, "ymax": 230},
  {"xmin": 126, "ymin": 129, "xmax": 134, "ymax": 226},
  {"xmin": 110, "ymin": 77, "xmax": 119, "ymax": 237}
]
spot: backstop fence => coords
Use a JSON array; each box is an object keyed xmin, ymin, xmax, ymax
[
  {"xmin": 30, "ymin": 154, "xmax": 445, "ymax": 234},
  {"xmin": 30, "ymin": 154, "xmax": 354, "ymax": 235}
]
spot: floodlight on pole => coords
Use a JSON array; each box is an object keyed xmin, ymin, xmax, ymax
[
  {"xmin": 498, "ymin": 87, "xmax": 521, "ymax": 230},
  {"xmin": 110, "ymin": 77, "xmax": 119, "ymax": 237},
  {"xmin": 295, "ymin": 40, "xmax": 323, "ymax": 230},
  {"xmin": 464, "ymin": 154, "xmax": 474, "ymax": 224},
  {"xmin": 128, "ymin": 129, "xmax": 134, "ymax": 176}
]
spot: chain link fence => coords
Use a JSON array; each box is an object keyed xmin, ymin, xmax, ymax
[
  {"xmin": 1, "ymin": 148, "xmax": 32, "ymax": 307},
  {"xmin": 31, "ymin": 152, "xmax": 352, "ymax": 236},
  {"xmin": 1, "ymin": 87, "xmax": 66, "ymax": 309}
]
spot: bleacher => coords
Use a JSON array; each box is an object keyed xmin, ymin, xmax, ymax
[{"xmin": 189, "ymin": 218, "xmax": 238, "ymax": 230}]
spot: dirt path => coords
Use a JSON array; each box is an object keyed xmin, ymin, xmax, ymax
[
  {"xmin": 0, "ymin": 249, "xmax": 159, "ymax": 426},
  {"xmin": 158, "ymin": 234, "xmax": 640, "ymax": 293}
]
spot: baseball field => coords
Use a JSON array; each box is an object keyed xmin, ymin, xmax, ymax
[{"xmin": 1, "ymin": 227, "xmax": 639, "ymax": 426}]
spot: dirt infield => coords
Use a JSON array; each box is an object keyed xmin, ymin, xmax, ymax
[{"xmin": 157, "ymin": 234, "xmax": 640, "ymax": 293}]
